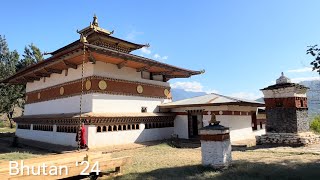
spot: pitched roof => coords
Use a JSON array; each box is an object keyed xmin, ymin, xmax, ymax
[
  {"xmin": 0, "ymin": 17, "xmax": 203, "ymax": 84},
  {"xmin": 261, "ymin": 83, "xmax": 309, "ymax": 90},
  {"xmin": 159, "ymin": 93, "xmax": 264, "ymax": 108}
]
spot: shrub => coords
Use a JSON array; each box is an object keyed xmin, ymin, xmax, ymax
[
  {"xmin": 0, "ymin": 121, "xmax": 5, "ymax": 128},
  {"xmin": 310, "ymin": 115, "xmax": 320, "ymax": 133}
]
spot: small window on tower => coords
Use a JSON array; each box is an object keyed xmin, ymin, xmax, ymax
[
  {"xmin": 300, "ymin": 100, "xmax": 304, "ymax": 107},
  {"xmin": 141, "ymin": 107, "xmax": 147, "ymax": 113}
]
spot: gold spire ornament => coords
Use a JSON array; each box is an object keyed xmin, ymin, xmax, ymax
[{"xmin": 92, "ymin": 14, "xmax": 99, "ymax": 27}]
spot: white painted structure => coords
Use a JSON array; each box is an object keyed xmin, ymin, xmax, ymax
[
  {"xmin": 200, "ymin": 125, "xmax": 232, "ymax": 168},
  {"xmin": 171, "ymin": 106, "xmax": 257, "ymax": 143},
  {"xmin": 160, "ymin": 93, "xmax": 265, "ymax": 144},
  {"xmin": 17, "ymin": 62, "xmax": 174, "ymax": 147}
]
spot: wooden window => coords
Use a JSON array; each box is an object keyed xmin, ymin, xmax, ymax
[
  {"xmin": 123, "ymin": 125, "xmax": 126, "ymax": 130},
  {"xmin": 300, "ymin": 100, "xmax": 304, "ymax": 107},
  {"xmin": 97, "ymin": 126, "xmax": 102, "ymax": 132},
  {"xmin": 108, "ymin": 126, "xmax": 112, "ymax": 131},
  {"xmin": 113, "ymin": 125, "xmax": 117, "ymax": 131},
  {"xmin": 103, "ymin": 126, "xmax": 107, "ymax": 132}
]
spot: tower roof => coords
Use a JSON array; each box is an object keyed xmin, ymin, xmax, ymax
[
  {"xmin": 276, "ymin": 72, "xmax": 291, "ymax": 84},
  {"xmin": 261, "ymin": 72, "xmax": 308, "ymax": 91}
]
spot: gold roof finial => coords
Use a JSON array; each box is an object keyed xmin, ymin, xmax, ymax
[
  {"xmin": 92, "ymin": 14, "xmax": 99, "ymax": 27},
  {"xmin": 80, "ymin": 33, "xmax": 88, "ymax": 43}
]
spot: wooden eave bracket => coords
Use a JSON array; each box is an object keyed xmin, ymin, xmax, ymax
[
  {"xmin": 117, "ymin": 60, "xmax": 128, "ymax": 69},
  {"xmin": 44, "ymin": 68, "xmax": 63, "ymax": 74},
  {"xmin": 63, "ymin": 60, "xmax": 78, "ymax": 69}
]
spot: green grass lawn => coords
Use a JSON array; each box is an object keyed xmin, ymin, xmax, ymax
[{"xmin": 112, "ymin": 143, "xmax": 320, "ymax": 180}]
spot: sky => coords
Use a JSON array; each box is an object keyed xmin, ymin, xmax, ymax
[{"xmin": 1, "ymin": 0, "xmax": 320, "ymax": 100}]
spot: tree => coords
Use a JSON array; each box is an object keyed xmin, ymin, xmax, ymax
[
  {"xmin": 0, "ymin": 35, "xmax": 23, "ymax": 128},
  {"xmin": 17, "ymin": 43, "xmax": 43, "ymax": 70},
  {"xmin": 306, "ymin": 45, "xmax": 320, "ymax": 73}
]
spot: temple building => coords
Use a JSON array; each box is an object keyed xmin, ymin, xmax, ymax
[
  {"xmin": 1, "ymin": 15, "xmax": 203, "ymax": 148},
  {"xmin": 159, "ymin": 93, "xmax": 264, "ymax": 144},
  {"xmin": 1, "ymin": 16, "xmax": 266, "ymax": 148}
]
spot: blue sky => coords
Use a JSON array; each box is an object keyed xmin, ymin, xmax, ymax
[{"xmin": 1, "ymin": 0, "xmax": 320, "ymax": 99}]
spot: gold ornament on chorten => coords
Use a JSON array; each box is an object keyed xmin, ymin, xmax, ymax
[
  {"xmin": 85, "ymin": 80, "xmax": 92, "ymax": 90},
  {"xmin": 137, "ymin": 85, "xmax": 143, "ymax": 94},
  {"xmin": 164, "ymin": 89, "xmax": 170, "ymax": 97},
  {"xmin": 59, "ymin": 87, "xmax": 65, "ymax": 95},
  {"xmin": 98, "ymin": 80, "xmax": 107, "ymax": 90}
]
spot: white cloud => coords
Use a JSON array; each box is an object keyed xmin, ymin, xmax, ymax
[
  {"xmin": 126, "ymin": 30, "xmax": 143, "ymax": 41},
  {"xmin": 171, "ymin": 81, "xmax": 204, "ymax": 92},
  {"xmin": 162, "ymin": 56, "xmax": 168, "ymax": 60},
  {"xmin": 291, "ymin": 76, "xmax": 320, "ymax": 83},
  {"xmin": 140, "ymin": 47, "xmax": 151, "ymax": 55},
  {"xmin": 228, "ymin": 92, "xmax": 263, "ymax": 100},
  {"xmin": 170, "ymin": 81, "xmax": 218, "ymax": 93},
  {"xmin": 153, "ymin": 54, "xmax": 161, "ymax": 59},
  {"xmin": 287, "ymin": 67, "xmax": 312, "ymax": 73},
  {"xmin": 153, "ymin": 53, "xmax": 168, "ymax": 62}
]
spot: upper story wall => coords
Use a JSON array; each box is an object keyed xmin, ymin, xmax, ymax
[
  {"xmin": 93, "ymin": 61, "xmax": 169, "ymax": 87},
  {"xmin": 26, "ymin": 61, "xmax": 170, "ymax": 93},
  {"xmin": 26, "ymin": 63, "xmax": 94, "ymax": 93}
]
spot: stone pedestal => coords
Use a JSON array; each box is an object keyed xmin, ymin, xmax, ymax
[
  {"xmin": 258, "ymin": 132, "xmax": 320, "ymax": 146},
  {"xmin": 199, "ymin": 122, "xmax": 232, "ymax": 169}
]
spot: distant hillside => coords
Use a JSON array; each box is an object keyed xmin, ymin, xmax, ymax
[
  {"xmin": 299, "ymin": 80, "xmax": 320, "ymax": 116},
  {"xmin": 171, "ymin": 88, "xmax": 206, "ymax": 101}
]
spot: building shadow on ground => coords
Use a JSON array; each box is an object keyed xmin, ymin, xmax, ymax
[{"xmin": 115, "ymin": 159, "xmax": 320, "ymax": 180}]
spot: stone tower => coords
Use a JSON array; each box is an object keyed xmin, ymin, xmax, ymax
[
  {"xmin": 258, "ymin": 73, "xmax": 320, "ymax": 146},
  {"xmin": 261, "ymin": 72, "xmax": 309, "ymax": 133}
]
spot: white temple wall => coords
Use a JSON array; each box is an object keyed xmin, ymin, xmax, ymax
[
  {"xmin": 170, "ymin": 105, "xmax": 256, "ymax": 142},
  {"xmin": 15, "ymin": 128, "xmax": 77, "ymax": 147},
  {"xmin": 26, "ymin": 61, "xmax": 170, "ymax": 93},
  {"xmin": 215, "ymin": 115, "xmax": 255, "ymax": 142},
  {"xmin": 173, "ymin": 115, "xmax": 189, "ymax": 139},
  {"xmin": 92, "ymin": 94, "xmax": 171, "ymax": 113},
  {"xmin": 93, "ymin": 61, "xmax": 170, "ymax": 87},
  {"xmin": 24, "ymin": 93, "xmax": 171, "ymax": 115},
  {"xmin": 24, "ymin": 94, "xmax": 93, "ymax": 115},
  {"xmin": 26, "ymin": 63, "xmax": 94, "ymax": 93},
  {"xmin": 87, "ymin": 124, "xmax": 174, "ymax": 148}
]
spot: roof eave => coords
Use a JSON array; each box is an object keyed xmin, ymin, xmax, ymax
[{"xmin": 159, "ymin": 102, "xmax": 265, "ymax": 109}]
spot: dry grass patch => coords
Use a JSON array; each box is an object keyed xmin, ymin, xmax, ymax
[
  {"xmin": 0, "ymin": 151, "xmax": 39, "ymax": 161},
  {"xmin": 111, "ymin": 143, "xmax": 320, "ymax": 180}
]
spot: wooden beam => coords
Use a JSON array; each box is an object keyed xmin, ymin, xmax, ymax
[
  {"xmin": 136, "ymin": 66, "xmax": 151, "ymax": 72},
  {"xmin": 25, "ymin": 76, "xmax": 40, "ymax": 81},
  {"xmin": 117, "ymin": 60, "xmax": 128, "ymax": 69},
  {"xmin": 34, "ymin": 72, "xmax": 50, "ymax": 78},
  {"xmin": 164, "ymin": 74, "xmax": 191, "ymax": 79},
  {"xmin": 44, "ymin": 68, "xmax": 62, "ymax": 74},
  {"xmin": 152, "ymin": 71, "xmax": 173, "ymax": 76},
  {"xmin": 38, "ymin": 72, "xmax": 50, "ymax": 77},
  {"xmin": 63, "ymin": 60, "xmax": 78, "ymax": 69}
]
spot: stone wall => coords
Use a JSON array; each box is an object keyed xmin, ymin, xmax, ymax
[
  {"xmin": 296, "ymin": 109, "xmax": 309, "ymax": 132},
  {"xmin": 257, "ymin": 132, "xmax": 320, "ymax": 146},
  {"xmin": 266, "ymin": 108, "xmax": 298, "ymax": 133}
]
